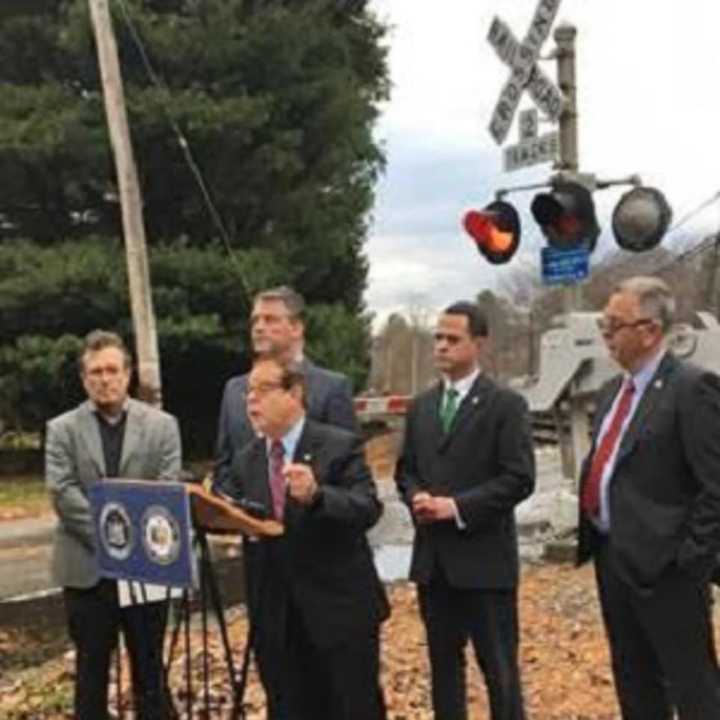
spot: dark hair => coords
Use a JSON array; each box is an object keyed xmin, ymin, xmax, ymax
[
  {"xmin": 252, "ymin": 357, "xmax": 307, "ymax": 408},
  {"xmin": 254, "ymin": 286, "xmax": 305, "ymax": 321},
  {"xmin": 79, "ymin": 330, "xmax": 132, "ymax": 373},
  {"xmin": 442, "ymin": 301, "xmax": 489, "ymax": 338}
]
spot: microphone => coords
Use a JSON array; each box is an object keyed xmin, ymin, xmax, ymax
[{"xmin": 212, "ymin": 486, "xmax": 271, "ymax": 520}]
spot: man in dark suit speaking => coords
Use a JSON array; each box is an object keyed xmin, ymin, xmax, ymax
[
  {"xmin": 395, "ymin": 301, "xmax": 535, "ymax": 720},
  {"xmin": 577, "ymin": 276, "xmax": 720, "ymax": 720},
  {"xmin": 213, "ymin": 285, "xmax": 356, "ymax": 495},
  {"xmin": 225, "ymin": 356, "xmax": 388, "ymax": 719}
]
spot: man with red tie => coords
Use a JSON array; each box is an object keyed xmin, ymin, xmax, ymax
[
  {"xmin": 225, "ymin": 356, "xmax": 389, "ymax": 720},
  {"xmin": 577, "ymin": 276, "xmax": 720, "ymax": 720}
]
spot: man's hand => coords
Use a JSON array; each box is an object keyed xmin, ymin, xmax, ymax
[
  {"xmin": 284, "ymin": 463, "xmax": 319, "ymax": 506},
  {"xmin": 411, "ymin": 491, "xmax": 457, "ymax": 523}
]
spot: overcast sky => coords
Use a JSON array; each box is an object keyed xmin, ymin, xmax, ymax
[{"xmin": 365, "ymin": 0, "xmax": 720, "ymax": 324}]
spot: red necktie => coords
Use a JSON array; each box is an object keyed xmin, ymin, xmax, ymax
[
  {"xmin": 269, "ymin": 440, "xmax": 286, "ymax": 520},
  {"xmin": 581, "ymin": 379, "xmax": 636, "ymax": 517}
]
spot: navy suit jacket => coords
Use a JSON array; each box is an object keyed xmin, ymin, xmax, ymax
[
  {"xmin": 577, "ymin": 353, "xmax": 720, "ymax": 589},
  {"xmin": 213, "ymin": 359, "xmax": 356, "ymax": 494}
]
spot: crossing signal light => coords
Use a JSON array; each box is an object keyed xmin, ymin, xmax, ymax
[
  {"xmin": 612, "ymin": 186, "xmax": 672, "ymax": 252},
  {"xmin": 463, "ymin": 201, "xmax": 520, "ymax": 264},
  {"xmin": 531, "ymin": 181, "xmax": 600, "ymax": 252}
]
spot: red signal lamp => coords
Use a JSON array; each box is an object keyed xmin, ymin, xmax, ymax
[
  {"xmin": 462, "ymin": 200, "xmax": 520, "ymax": 264},
  {"xmin": 531, "ymin": 181, "xmax": 600, "ymax": 252}
]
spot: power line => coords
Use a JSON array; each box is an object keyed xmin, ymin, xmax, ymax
[
  {"xmin": 665, "ymin": 189, "xmax": 720, "ymax": 239},
  {"xmin": 113, "ymin": 0, "xmax": 252, "ymax": 306}
]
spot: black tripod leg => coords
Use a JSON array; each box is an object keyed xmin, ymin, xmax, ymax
[
  {"xmin": 116, "ymin": 627, "xmax": 125, "ymax": 719},
  {"xmin": 183, "ymin": 587, "xmax": 193, "ymax": 718},
  {"xmin": 162, "ymin": 589, "xmax": 183, "ymax": 720},
  {"xmin": 200, "ymin": 536, "xmax": 248, "ymax": 719},
  {"xmin": 198, "ymin": 536, "xmax": 212, "ymax": 716},
  {"xmin": 233, "ymin": 626, "xmax": 254, "ymax": 720}
]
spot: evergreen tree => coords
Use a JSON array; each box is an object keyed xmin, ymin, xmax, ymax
[{"xmin": 0, "ymin": 0, "xmax": 389, "ymax": 453}]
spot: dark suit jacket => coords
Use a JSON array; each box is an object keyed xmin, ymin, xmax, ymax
[
  {"xmin": 395, "ymin": 374, "xmax": 535, "ymax": 590},
  {"xmin": 213, "ymin": 359, "xmax": 356, "ymax": 494},
  {"xmin": 228, "ymin": 419, "xmax": 389, "ymax": 650},
  {"xmin": 577, "ymin": 353, "xmax": 720, "ymax": 589}
]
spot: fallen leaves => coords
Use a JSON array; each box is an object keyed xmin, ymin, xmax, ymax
[{"xmin": 1, "ymin": 562, "xmax": 717, "ymax": 718}]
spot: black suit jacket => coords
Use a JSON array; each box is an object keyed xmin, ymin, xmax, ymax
[
  {"xmin": 228, "ymin": 419, "xmax": 389, "ymax": 650},
  {"xmin": 213, "ymin": 359, "xmax": 356, "ymax": 494},
  {"xmin": 395, "ymin": 374, "xmax": 535, "ymax": 590},
  {"xmin": 577, "ymin": 353, "xmax": 720, "ymax": 589}
]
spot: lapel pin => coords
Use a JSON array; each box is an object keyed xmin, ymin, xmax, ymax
[
  {"xmin": 303, "ymin": 453, "xmax": 312, "ymax": 463},
  {"xmin": 472, "ymin": 396, "xmax": 479, "ymax": 405},
  {"xmin": 654, "ymin": 379, "xmax": 663, "ymax": 389}
]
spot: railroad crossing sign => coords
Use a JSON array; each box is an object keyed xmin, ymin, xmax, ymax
[
  {"xmin": 504, "ymin": 107, "xmax": 559, "ymax": 172},
  {"xmin": 504, "ymin": 131, "xmax": 559, "ymax": 172},
  {"xmin": 488, "ymin": 0, "xmax": 565, "ymax": 146}
]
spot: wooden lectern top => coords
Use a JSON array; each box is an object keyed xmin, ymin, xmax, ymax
[{"xmin": 186, "ymin": 484, "xmax": 284, "ymax": 537}]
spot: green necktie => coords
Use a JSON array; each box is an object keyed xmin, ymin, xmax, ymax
[{"xmin": 440, "ymin": 387, "xmax": 459, "ymax": 433}]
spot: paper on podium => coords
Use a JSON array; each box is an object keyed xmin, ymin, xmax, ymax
[{"xmin": 186, "ymin": 484, "xmax": 284, "ymax": 537}]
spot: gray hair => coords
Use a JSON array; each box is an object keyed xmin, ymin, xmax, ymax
[
  {"xmin": 614, "ymin": 276, "xmax": 675, "ymax": 333},
  {"xmin": 79, "ymin": 329, "xmax": 132, "ymax": 372},
  {"xmin": 253, "ymin": 286, "xmax": 305, "ymax": 321}
]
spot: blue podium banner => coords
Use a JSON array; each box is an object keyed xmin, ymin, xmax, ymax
[{"xmin": 89, "ymin": 480, "xmax": 194, "ymax": 588}]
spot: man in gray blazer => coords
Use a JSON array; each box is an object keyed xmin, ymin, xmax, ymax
[
  {"xmin": 213, "ymin": 285, "xmax": 356, "ymax": 497},
  {"xmin": 45, "ymin": 330, "xmax": 181, "ymax": 720}
]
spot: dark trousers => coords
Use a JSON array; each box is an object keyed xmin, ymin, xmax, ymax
[
  {"xmin": 253, "ymin": 598, "xmax": 386, "ymax": 720},
  {"xmin": 64, "ymin": 580, "xmax": 171, "ymax": 720},
  {"xmin": 595, "ymin": 540, "xmax": 720, "ymax": 720},
  {"xmin": 418, "ymin": 575, "xmax": 526, "ymax": 720}
]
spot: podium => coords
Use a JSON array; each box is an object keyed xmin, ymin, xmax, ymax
[
  {"xmin": 89, "ymin": 480, "xmax": 283, "ymax": 719},
  {"xmin": 186, "ymin": 484, "xmax": 283, "ymax": 537},
  {"xmin": 176, "ymin": 485, "xmax": 283, "ymax": 720}
]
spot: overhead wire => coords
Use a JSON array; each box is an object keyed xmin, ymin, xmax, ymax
[{"xmin": 113, "ymin": 0, "xmax": 252, "ymax": 306}]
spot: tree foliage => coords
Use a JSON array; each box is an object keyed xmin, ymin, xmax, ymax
[
  {"xmin": 0, "ymin": 0, "xmax": 388, "ymax": 452},
  {"xmin": 0, "ymin": 238, "xmax": 372, "ymax": 452}
]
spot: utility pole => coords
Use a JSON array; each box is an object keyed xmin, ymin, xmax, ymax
[
  {"xmin": 553, "ymin": 22, "xmax": 582, "ymax": 316},
  {"xmin": 88, "ymin": 0, "xmax": 162, "ymax": 407},
  {"xmin": 554, "ymin": 24, "xmax": 578, "ymax": 174},
  {"xmin": 553, "ymin": 23, "xmax": 590, "ymax": 484}
]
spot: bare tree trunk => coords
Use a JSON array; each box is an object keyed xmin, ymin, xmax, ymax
[{"xmin": 88, "ymin": 0, "xmax": 162, "ymax": 407}]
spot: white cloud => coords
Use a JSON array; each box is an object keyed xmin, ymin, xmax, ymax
[{"xmin": 366, "ymin": 0, "xmax": 720, "ymax": 317}]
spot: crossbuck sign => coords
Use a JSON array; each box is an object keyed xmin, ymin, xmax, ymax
[{"xmin": 488, "ymin": 0, "xmax": 564, "ymax": 146}]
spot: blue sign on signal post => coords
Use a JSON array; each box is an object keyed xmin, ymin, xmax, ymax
[{"xmin": 541, "ymin": 246, "xmax": 589, "ymax": 286}]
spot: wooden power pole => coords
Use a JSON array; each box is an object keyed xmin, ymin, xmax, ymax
[{"xmin": 88, "ymin": 0, "xmax": 162, "ymax": 407}]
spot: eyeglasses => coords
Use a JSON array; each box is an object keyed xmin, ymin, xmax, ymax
[
  {"xmin": 247, "ymin": 381, "xmax": 284, "ymax": 397},
  {"xmin": 596, "ymin": 317, "xmax": 655, "ymax": 336}
]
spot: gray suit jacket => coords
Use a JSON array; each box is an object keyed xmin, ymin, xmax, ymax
[
  {"xmin": 45, "ymin": 398, "xmax": 182, "ymax": 589},
  {"xmin": 213, "ymin": 359, "xmax": 356, "ymax": 495}
]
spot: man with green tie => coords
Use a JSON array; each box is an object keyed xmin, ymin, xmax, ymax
[{"xmin": 395, "ymin": 300, "xmax": 535, "ymax": 720}]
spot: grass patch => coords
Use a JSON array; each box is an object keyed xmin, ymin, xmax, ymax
[{"xmin": 0, "ymin": 475, "xmax": 50, "ymax": 519}]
